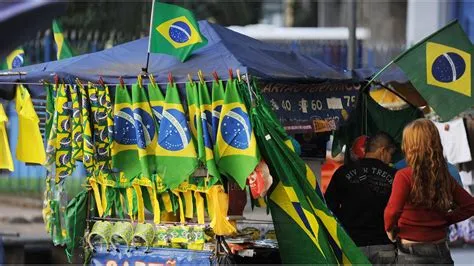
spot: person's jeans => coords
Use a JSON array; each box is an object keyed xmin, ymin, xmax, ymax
[
  {"xmin": 359, "ymin": 244, "xmax": 396, "ymax": 265},
  {"xmin": 396, "ymin": 240, "xmax": 454, "ymax": 265}
]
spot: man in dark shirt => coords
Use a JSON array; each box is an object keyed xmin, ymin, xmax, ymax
[{"xmin": 325, "ymin": 132, "xmax": 397, "ymax": 265}]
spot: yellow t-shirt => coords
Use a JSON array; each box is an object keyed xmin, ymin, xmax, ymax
[
  {"xmin": 0, "ymin": 103, "xmax": 14, "ymax": 171},
  {"xmin": 15, "ymin": 85, "xmax": 46, "ymax": 164}
]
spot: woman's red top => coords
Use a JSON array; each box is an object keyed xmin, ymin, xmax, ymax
[{"xmin": 384, "ymin": 167, "xmax": 474, "ymax": 242}]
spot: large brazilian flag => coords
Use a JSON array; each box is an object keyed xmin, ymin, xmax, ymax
[{"xmin": 392, "ymin": 20, "xmax": 474, "ymax": 121}]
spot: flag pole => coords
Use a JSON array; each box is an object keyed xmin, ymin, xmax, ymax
[{"xmin": 143, "ymin": 0, "xmax": 156, "ymax": 73}]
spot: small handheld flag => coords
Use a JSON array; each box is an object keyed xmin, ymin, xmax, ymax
[{"xmin": 148, "ymin": 1, "xmax": 208, "ymax": 62}]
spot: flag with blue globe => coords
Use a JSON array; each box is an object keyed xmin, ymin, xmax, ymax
[
  {"xmin": 215, "ymin": 80, "xmax": 260, "ymax": 189},
  {"xmin": 112, "ymin": 84, "xmax": 141, "ymax": 179},
  {"xmin": 156, "ymin": 82, "xmax": 198, "ymax": 189},
  {"xmin": 150, "ymin": 2, "xmax": 208, "ymax": 62},
  {"xmin": 393, "ymin": 20, "xmax": 474, "ymax": 121},
  {"xmin": 132, "ymin": 83, "xmax": 158, "ymax": 178}
]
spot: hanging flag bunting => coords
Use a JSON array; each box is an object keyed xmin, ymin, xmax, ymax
[
  {"xmin": 156, "ymin": 82, "xmax": 198, "ymax": 189},
  {"xmin": 112, "ymin": 84, "xmax": 140, "ymax": 179},
  {"xmin": 215, "ymin": 79, "xmax": 259, "ymax": 188},
  {"xmin": 211, "ymin": 80, "xmax": 225, "ymax": 145},
  {"xmin": 0, "ymin": 103, "xmax": 13, "ymax": 171},
  {"xmin": 149, "ymin": 1, "xmax": 208, "ymax": 62},
  {"xmin": 52, "ymin": 19, "xmax": 74, "ymax": 60},
  {"xmin": 55, "ymin": 84, "xmax": 73, "ymax": 183},
  {"xmin": 197, "ymin": 81, "xmax": 220, "ymax": 185}
]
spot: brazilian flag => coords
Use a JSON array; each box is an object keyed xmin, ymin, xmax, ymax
[
  {"xmin": 215, "ymin": 80, "xmax": 259, "ymax": 189},
  {"xmin": 1, "ymin": 47, "xmax": 25, "ymax": 70},
  {"xmin": 392, "ymin": 20, "xmax": 474, "ymax": 121},
  {"xmin": 149, "ymin": 2, "xmax": 208, "ymax": 62},
  {"xmin": 131, "ymin": 83, "xmax": 158, "ymax": 178},
  {"xmin": 52, "ymin": 19, "xmax": 74, "ymax": 60},
  {"xmin": 211, "ymin": 80, "xmax": 225, "ymax": 145},
  {"xmin": 111, "ymin": 84, "xmax": 140, "ymax": 179},
  {"xmin": 156, "ymin": 83, "xmax": 198, "ymax": 189},
  {"xmin": 251, "ymin": 87, "xmax": 369, "ymax": 264},
  {"xmin": 197, "ymin": 81, "xmax": 221, "ymax": 184},
  {"xmin": 148, "ymin": 82, "xmax": 165, "ymax": 126},
  {"xmin": 186, "ymin": 81, "xmax": 203, "ymax": 161}
]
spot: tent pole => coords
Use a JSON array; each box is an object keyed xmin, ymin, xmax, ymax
[{"xmin": 143, "ymin": 0, "xmax": 156, "ymax": 73}]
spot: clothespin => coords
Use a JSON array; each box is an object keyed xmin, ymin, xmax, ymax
[
  {"xmin": 149, "ymin": 74, "xmax": 156, "ymax": 86},
  {"xmin": 54, "ymin": 74, "xmax": 59, "ymax": 89},
  {"xmin": 168, "ymin": 72, "xmax": 174, "ymax": 86},
  {"xmin": 197, "ymin": 70, "xmax": 205, "ymax": 84},
  {"xmin": 228, "ymin": 69, "xmax": 233, "ymax": 81},
  {"xmin": 236, "ymin": 69, "xmax": 241, "ymax": 82},
  {"xmin": 212, "ymin": 71, "xmax": 219, "ymax": 83},
  {"xmin": 119, "ymin": 76, "xmax": 125, "ymax": 87},
  {"xmin": 187, "ymin": 73, "xmax": 193, "ymax": 83},
  {"xmin": 137, "ymin": 75, "xmax": 143, "ymax": 87},
  {"xmin": 76, "ymin": 77, "xmax": 84, "ymax": 87},
  {"xmin": 98, "ymin": 76, "xmax": 105, "ymax": 87}
]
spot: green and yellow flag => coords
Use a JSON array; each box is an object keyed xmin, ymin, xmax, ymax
[
  {"xmin": 148, "ymin": 80, "xmax": 165, "ymax": 127},
  {"xmin": 77, "ymin": 82, "xmax": 94, "ymax": 174},
  {"xmin": 215, "ymin": 80, "xmax": 259, "ymax": 188},
  {"xmin": 211, "ymin": 80, "xmax": 225, "ymax": 145},
  {"xmin": 55, "ymin": 84, "xmax": 73, "ymax": 183},
  {"xmin": 0, "ymin": 47, "xmax": 24, "ymax": 70},
  {"xmin": 70, "ymin": 85, "xmax": 83, "ymax": 161},
  {"xmin": 186, "ymin": 81, "xmax": 204, "ymax": 161},
  {"xmin": 197, "ymin": 81, "xmax": 220, "ymax": 184},
  {"xmin": 52, "ymin": 19, "xmax": 74, "ymax": 60},
  {"xmin": 149, "ymin": 2, "xmax": 208, "ymax": 62},
  {"xmin": 131, "ymin": 83, "xmax": 158, "ymax": 178},
  {"xmin": 156, "ymin": 83, "xmax": 198, "ymax": 189},
  {"xmin": 392, "ymin": 20, "xmax": 474, "ymax": 121},
  {"xmin": 111, "ymin": 84, "xmax": 140, "ymax": 179}
]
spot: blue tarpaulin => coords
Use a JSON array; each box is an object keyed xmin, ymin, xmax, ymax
[{"xmin": 0, "ymin": 21, "xmax": 346, "ymax": 98}]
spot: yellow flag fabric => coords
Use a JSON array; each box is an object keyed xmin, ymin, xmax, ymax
[
  {"xmin": 0, "ymin": 103, "xmax": 13, "ymax": 171},
  {"xmin": 15, "ymin": 85, "xmax": 46, "ymax": 164}
]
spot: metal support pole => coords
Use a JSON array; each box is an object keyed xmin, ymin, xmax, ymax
[{"xmin": 347, "ymin": 0, "xmax": 357, "ymax": 70}]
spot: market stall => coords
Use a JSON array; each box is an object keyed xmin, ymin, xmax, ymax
[{"xmin": 0, "ymin": 20, "xmax": 370, "ymax": 265}]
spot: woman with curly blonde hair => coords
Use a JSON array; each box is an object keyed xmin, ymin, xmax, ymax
[{"xmin": 384, "ymin": 118, "xmax": 474, "ymax": 264}]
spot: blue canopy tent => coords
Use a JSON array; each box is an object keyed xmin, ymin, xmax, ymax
[{"xmin": 0, "ymin": 20, "xmax": 346, "ymax": 99}]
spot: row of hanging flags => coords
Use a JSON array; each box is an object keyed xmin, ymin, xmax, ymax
[{"xmin": 41, "ymin": 73, "xmax": 369, "ymax": 264}]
